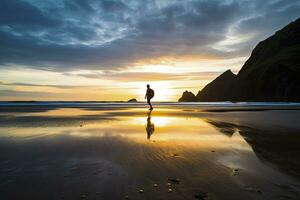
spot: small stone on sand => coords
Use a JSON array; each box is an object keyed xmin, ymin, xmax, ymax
[
  {"xmin": 232, "ymin": 168, "xmax": 239, "ymax": 176},
  {"xmin": 194, "ymin": 192, "xmax": 208, "ymax": 199},
  {"xmin": 168, "ymin": 188, "xmax": 173, "ymax": 193},
  {"xmin": 244, "ymin": 187, "xmax": 262, "ymax": 194},
  {"xmin": 257, "ymin": 190, "xmax": 262, "ymax": 194},
  {"xmin": 153, "ymin": 183, "xmax": 158, "ymax": 187},
  {"xmin": 139, "ymin": 189, "xmax": 144, "ymax": 193},
  {"xmin": 168, "ymin": 178, "xmax": 180, "ymax": 184},
  {"xmin": 167, "ymin": 183, "xmax": 172, "ymax": 186}
]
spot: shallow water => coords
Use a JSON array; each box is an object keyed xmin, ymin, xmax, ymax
[{"xmin": 0, "ymin": 107, "xmax": 300, "ymax": 200}]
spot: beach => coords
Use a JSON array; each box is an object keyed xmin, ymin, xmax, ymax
[{"xmin": 0, "ymin": 103, "xmax": 300, "ymax": 200}]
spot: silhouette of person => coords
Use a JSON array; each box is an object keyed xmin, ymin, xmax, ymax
[
  {"xmin": 145, "ymin": 84, "xmax": 154, "ymax": 110},
  {"xmin": 145, "ymin": 110, "xmax": 155, "ymax": 139}
]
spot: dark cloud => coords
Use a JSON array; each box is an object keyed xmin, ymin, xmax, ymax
[
  {"xmin": 64, "ymin": 0, "xmax": 95, "ymax": 13},
  {"xmin": 0, "ymin": 0, "xmax": 299, "ymax": 71},
  {"xmin": 237, "ymin": 1, "xmax": 300, "ymax": 36},
  {"xmin": 100, "ymin": 0, "xmax": 129, "ymax": 12},
  {"xmin": 0, "ymin": 0, "xmax": 60, "ymax": 27}
]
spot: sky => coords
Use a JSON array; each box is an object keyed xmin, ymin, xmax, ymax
[{"xmin": 0, "ymin": 0, "xmax": 299, "ymax": 101}]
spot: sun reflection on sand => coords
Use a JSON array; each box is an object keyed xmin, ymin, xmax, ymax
[
  {"xmin": 1, "ymin": 107, "xmax": 300, "ymax": 199},
  {"xmin": 0, "ymin": 108, "xmax": 254, "ymax": 152}
]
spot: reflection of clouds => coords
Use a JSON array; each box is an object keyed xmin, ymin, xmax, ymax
[
  {"xmin": 0, "ymin": 107, "xmax": 261, "ymax": 163},
  {"xmin": 1, "ymin": 107, "xmax": 300, "ymax": 199},
  {"xmin": 3, "ymin": 108, "xmax": 300, "ymax": 180}
]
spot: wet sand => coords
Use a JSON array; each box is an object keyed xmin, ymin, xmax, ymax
[{"xmin": 0, "ymin": 105, "xmax": 300, "ymax": 200}]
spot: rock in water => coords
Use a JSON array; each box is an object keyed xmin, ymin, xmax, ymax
[
  {"xmin": 128, "ymin": 98, "xmax": 138, "ymax": 103},
  {"xmin": 178, "ymin": 91, "xmax": 197, "ymax": 102}
]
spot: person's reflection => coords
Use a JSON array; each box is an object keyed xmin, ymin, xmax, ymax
[{"xmin": 145, "ymin": 110, "xmax": 155, "ymax": 140}]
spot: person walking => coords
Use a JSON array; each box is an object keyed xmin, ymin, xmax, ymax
[{"xmin": 145, "ymin": 84, "xmax": 154, "ymax": 110}]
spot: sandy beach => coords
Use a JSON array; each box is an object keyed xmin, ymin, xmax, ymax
[{"xmin": 1, "ymin": 103, "xmax": 300, "ymax": 200}]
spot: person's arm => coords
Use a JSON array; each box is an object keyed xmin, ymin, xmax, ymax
[{"xmin": 145, "ymin": 91, "xmax": 147, "ymax": 99}]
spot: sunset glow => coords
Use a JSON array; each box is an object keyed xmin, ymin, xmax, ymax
[{"xmin": 0, "ymin": 0, "xmax": 299, "ymax": 101}]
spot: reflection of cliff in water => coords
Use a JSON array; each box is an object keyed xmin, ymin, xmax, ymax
[
  {"xmin": 206, "ymin": 119, "xmax": 300, "ymax": 180},
  {"xmin": 205, "ymin": 120, "xmax": 237, "ymax": 137}
]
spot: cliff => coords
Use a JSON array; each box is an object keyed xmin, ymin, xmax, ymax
[{"xmin": 179, "ymin": 18, "xmax": 300, "ymax": 102}]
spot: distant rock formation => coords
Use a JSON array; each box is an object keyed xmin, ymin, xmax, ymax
[
  {"xmin": 179, "ymin": 18, "xmax": 300, "ymax": 102},
  {"xmin": 178, "ymin": 91, "xmax": 197, "ymax": 102},
  {"xmin": 127, "ymin": 98, "xmax": 138, "ymax": 103},
  {"xmin": 196, "ymin": 70, "xmax": 236, "ymax": 101}
]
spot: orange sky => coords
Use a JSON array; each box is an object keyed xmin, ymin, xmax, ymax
[{"xmin": 0, "ymin": 56, "xmax": 246, "ymax": 101}]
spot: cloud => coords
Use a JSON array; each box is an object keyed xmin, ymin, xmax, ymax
[
  {"xmin": 76, "ymin": 71, "xmax": 219, "ymax": 82},
  {"xmin": 0, "ymin": 0, "xmax": 299, "ymax": 71},
  {"xmin": 0, "ymin": 89, "xmax": 51, "ymax": 98},
  {"xmin": 236, "ymin": 1, "xmax": 300, "ymax": 36},
  {"xmin": 0, "ymin": 0, "xmax": 60, "ymax": 27},
  {"xmin": 0, "ymin": 80, "xmax": 138, "ymax": 90},
  {"xmin": 0, "ymin": 81, "xmax": 85, "ymax": 89}
]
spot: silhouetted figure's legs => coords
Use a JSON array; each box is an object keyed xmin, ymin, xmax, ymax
[{"xmin": 147, "ymin": 97, "xmax": 153, "ymax": 110}]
